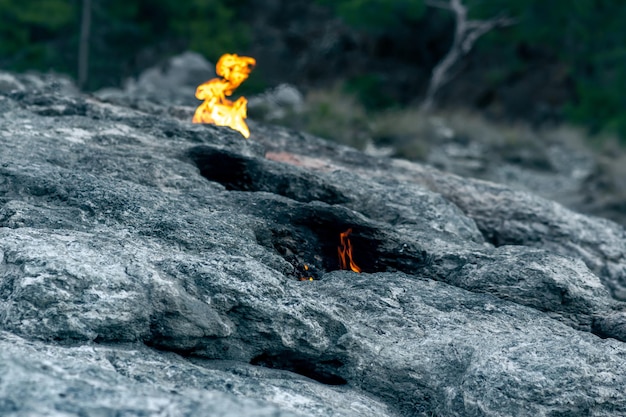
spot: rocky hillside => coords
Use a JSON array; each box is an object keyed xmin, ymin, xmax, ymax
[{"xmin": 1, "ymin": 70, "xmax": 626, "ymax": 416}]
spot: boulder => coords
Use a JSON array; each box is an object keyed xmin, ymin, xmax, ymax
[
  {"xmin": 248, "ymin": 83, "xmax": 305, "ymax": 120},
  {"xmin": 94, "ymin": 51, "xmax": 215, "ymax": 107},
  {"xmin": 1, "ymin": 70, "xmax": 626, "ymax": 416}
]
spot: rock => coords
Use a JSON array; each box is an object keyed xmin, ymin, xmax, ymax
[
  {"xmin": 248, "ymin": 83, "xmax": 305, "ymax": 121},
  {"xmin": 0, "ymin": 331, "xmax": 381, "ymax": 417},
  {"xmin": 2, "ymin": 71, "xmax": 626, "ymax": 416},
  {"xmin": 404, "ymin": 117, "xmax": 626, "ymax": 227},
  {"xmin": 0, "ymin": 72, "xmax": 24, "ymax": 93},
  {"xmin": 94, "ymin": 51, "xmax": 215, "ymax": 107}
]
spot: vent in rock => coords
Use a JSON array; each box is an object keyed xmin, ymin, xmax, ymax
[
  {"xmin": 252, "ymin": 202, "xmax": 434, "ymax": 279},
  {"xmin": 267, "ymin": 219, "xmax": 384, "ymax": 278},
  {"xmin": 187, "ymin": 145, "xmax": 348, "ymax": 204},
  {"xmin": 250, "ymin": 352, "xmax": 347, "ymax": 385},
  {"xmin": 254, "ymin": 201, "xmax": 388, "ymax": 279}
]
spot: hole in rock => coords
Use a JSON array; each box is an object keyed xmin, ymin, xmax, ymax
[
  {"xmin": 479, "ymin": 228, "xmax": 526, "ymax": 248},
  {"xmin": 187, "ymin": 145, "xmax": 348, "ymax": 204},
  {"xmin": 187, "ymin": 146, "xmax": 432, "ymax": 278},
  {"xmin": 268, "ymin": 220, "xmax": 384, "ymax": 279},
  {"xmin": 250, "ymin": 352, "xmax": 347, "ymax": 385},
  {"xmin": 259, "ymin": 204, "xmax": 432, "ymax": 279},
  {"xmin": 188, "ymin": 146, "xmax": 255, "ymax": 191}
]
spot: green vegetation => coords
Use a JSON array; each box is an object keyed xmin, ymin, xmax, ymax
[
  {"xmin": 0, "ymin": 0, "xmax": 624, "ymax": 142},
  {"xmin": 0, "ymin": 0, "xmax": 77, "ymax": 73},
  {"xmin": 320, "ymin": 0, "xmax": 626, "ymax": 142},
  {"xmin": 316, "ymin": 0, "xmax": 425, "ymax": 31},
  {"xmin": 470, "ymin": 0, "xmax": 626, "ymax": 141},
  {"xmin": 0, "ymin": 0, "xmax": 249, "ymax": 89}
]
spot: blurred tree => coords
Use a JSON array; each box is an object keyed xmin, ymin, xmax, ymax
[
  {"xmin": 318, "ymin": 0, "xmax": 626, "ymax": 141},
  {"xmin": 0, "ymin": 0, "xmax": 78, "ymax": 73},
  {"xmin": 470, "ymin": 0, "xmax": 626, "ymax": 140},
  {"xmin": 169, "ymin": 0, "xmax": 250, "ymax": 60},
  {"xmin": 88, "ymin": 0, "xmax": 249, "ymax": 89},
  {"xmin": 317, "ymin": 0, "xmax": 425, "ymax": 31},
  {"xmin": 0, "ymin": 0, "xmax": 624, "ymax": 141},
  {"xmin": 78, "ymin": 0, "xmax": 92, "ymax": 89},
  {"xmin": 420, "ymin": 0, "xmax": 516, "ymax": 111}
]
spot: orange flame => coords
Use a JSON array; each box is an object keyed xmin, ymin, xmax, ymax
[
  {"xmin": 299, "ymin": 264, "xmax": 314, "ymax": 281},
  {"xmin": 192, "ymin": 53, "xmax": 256, "ymax": 138},
  {"xmin": 338, "ymin": 228, "xmax": 362, "ymax": 273}
]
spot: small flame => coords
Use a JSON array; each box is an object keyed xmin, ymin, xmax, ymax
[
  {"xmin": 299, "ymin": 264, "xmax": 314, "ymax": 281},
  {"xmin": 338, "ymin": 228, "xmax": 362, "ymax": 273},
  {"xmin": 192, "ymin": 53, "xmax": 256, "ymax": 138}
]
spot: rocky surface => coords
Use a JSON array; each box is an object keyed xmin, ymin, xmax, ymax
[
  {"xmin": 1, "ymin": 70, "xmax": 626, "ymax": 416},
  {"xmin": 421, "ymin": 126, "xmax": 626, "ymax": 228},
  {"xmin": 367, "ymin": 114, "xmax": 626, "ymax": 228}
]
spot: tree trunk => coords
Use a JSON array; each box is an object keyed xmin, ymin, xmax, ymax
[{"xmin": 78, "ymin": 0, "xmax": 92, "ymax": 90}]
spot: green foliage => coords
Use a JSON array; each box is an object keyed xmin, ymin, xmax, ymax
[
  {"xmin": 469, "ymin": 0, "xmax": 626, "ymax": 141},
  {"xmin": 0, "ymin": 0, "xmax": 249, "ymax": 88},
  {"xmin": 87, "ymin": 0, "xmax": 250, "ymax": 87},
  {"xmin": 1, "ymin": 0, "xmax": 75, "ymax": 29},
  {"xmin": 169, "ymin": 0, "xmax": 250, "ymax": 62},
  {"xmin": 316, "ymin": 0, "xmax": 425, "ymax": 30},
  {"xmin": 344, "ymin": 74, "xmax": 396, "ymax": 110},
  {"xmin": 0, "ymin": 0, "xmax": 77, "ymax": 72},
  {"xmin": 1, "ymin": 0, "xmax": 625, "ymax": 142},
  {"xmin": 318, "ymin": 0, "xmax": 626, "ymax": 142}
]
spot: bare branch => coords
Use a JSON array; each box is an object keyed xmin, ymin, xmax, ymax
[{"xmin": 421, "ymin": 0, "xmax": 516, "ymax": 111}]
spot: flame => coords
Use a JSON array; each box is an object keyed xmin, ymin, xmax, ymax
[
  {"xmin": 299, "ymin": 264, "xmax": 314, "ymax": 281},
  {"xmin": 192, "ymin": 53, "xmax": 256, "ymax": 138},
  {"xmin": 338, "ymin": 228, "xmax": 362, "ymax": 273}
]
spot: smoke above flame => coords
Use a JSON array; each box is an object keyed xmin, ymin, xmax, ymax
[
  {"xmin": 192, "ymin": 53, "xmax": 256, "ymax": 138},
  {"xmin": 338, "ymin": 229, "xmax": 362, "ymax": 273}
]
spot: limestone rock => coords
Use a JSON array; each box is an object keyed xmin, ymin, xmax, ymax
[{"xmin": 1, "ymin": 71, "xmax": 626, "ymax": 416}]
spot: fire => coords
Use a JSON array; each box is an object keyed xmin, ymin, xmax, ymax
[
  {"xmin": 338, "ymin": 228, "xmax": 362, "ymax": 273},
  {"xmin": 192, "ymin": 53, "xmax": 256, "ymax": 138},
  {"xmin": 299, "ymin": 264, "xmax": 314, "ymax": 281}
]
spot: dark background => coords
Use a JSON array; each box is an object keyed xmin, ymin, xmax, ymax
[{"xmin": 1, "ymin": 0, "xmax": 625, "ymax": 142}]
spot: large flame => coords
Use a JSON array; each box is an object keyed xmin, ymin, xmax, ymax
[
  {"xmin": 338, "ymin": 228, "xmax": 362, "ymax": 273},
  {"xmin": 192, "ymin": 53, "xmax": 256, "ymax": 138}
]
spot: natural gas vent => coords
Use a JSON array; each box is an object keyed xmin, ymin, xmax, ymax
[
  {"xmin": 268, "ymin": 220, "xmax": 384, "ymax": 280},
  {"xmin": 189, "ymin": 146, "xmax": 255, "ymax": 192},
  {"xmin": 250, "ymin": 352, "xmax": 347, "ymax": 385},
  {"xmin": 187, "ymin": 145, "xmax": 349, "ymax": 204},
  {"xmin": 265, "ymin": 213, "xmax": 436, "ymax": 280}
]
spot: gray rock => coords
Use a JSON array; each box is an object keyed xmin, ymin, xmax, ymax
[
  {"xmin": 248, "ymin": 83, "xmax": 305, "ymax": 120},
  {"xmin": 0, "ymin": 72, "xmax": 24, "ymax": 93},
  {"xmin": 2, "ymin": 71, "xmax": 626, "ymax": 416},
  {"xmin": 417, "ymin": 118, "xmax": 626, "ymax": 227},
  {"xmin": 95, "ymin": 51, "xmax": 215, "ymax": 107}
]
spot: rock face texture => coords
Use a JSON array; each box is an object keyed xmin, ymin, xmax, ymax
[
  {"xmin": 417, "ymin": 124, "xmax": 626, "ymax": 228},
  {"xmin": 1, "ymin": 70, "xmax": 626, "ymax": 417}
]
